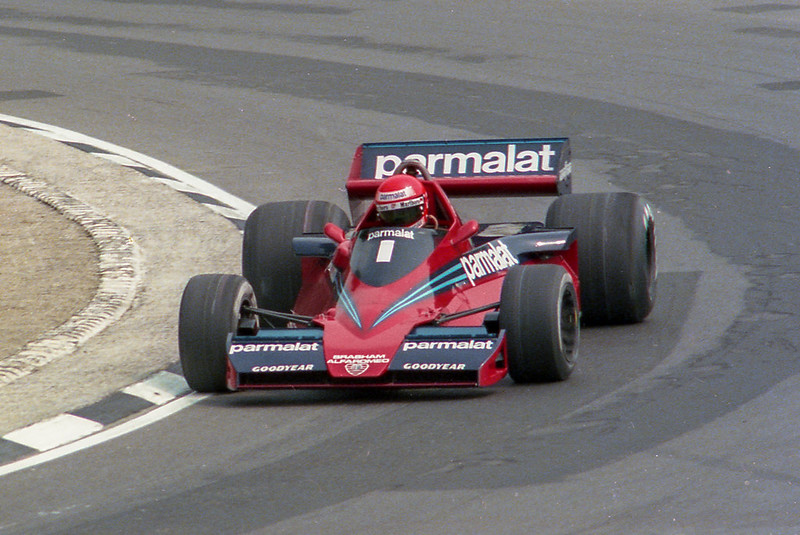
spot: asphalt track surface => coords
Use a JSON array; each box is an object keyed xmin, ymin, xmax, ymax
[{"xmin": 1, "ymin": 1, "xmax": 799, "ymax": 533}]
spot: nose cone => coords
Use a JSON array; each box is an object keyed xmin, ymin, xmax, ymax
[{"xmin": 321, "ymin": 319, "xmax": 410, "ymax": 379}]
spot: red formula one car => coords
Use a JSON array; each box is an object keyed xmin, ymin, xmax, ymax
[{"xmin": 178, "ymin": 138, "xmax": 657, "ymax": 392}]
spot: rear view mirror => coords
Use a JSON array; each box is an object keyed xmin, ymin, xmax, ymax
[
  {"xmin": 450, "ymin": 220, "xmax": 480, "ymax": 245},
  {"xmin": 324, "ymin": 223, "xmax": 347, "ymax": 244}
]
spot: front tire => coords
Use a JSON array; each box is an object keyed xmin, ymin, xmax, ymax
[
  {"xmin": 500, "ymin": 264, "xmax": 579, "ymax": 383},
  {"xmin": 242, "ymin": 200, "xmax": 349, "ymax": 324},
  {"xmin": 178, "ymin": 274, "xmax": 257, "ymax": 393}
]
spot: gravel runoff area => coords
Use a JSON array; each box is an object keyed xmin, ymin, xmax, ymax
[{"xmin": 0, "ymin": 123, "xmax": 242, "ymax": 435}]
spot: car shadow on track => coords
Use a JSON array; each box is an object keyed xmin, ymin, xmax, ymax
[{"xmin": 200, "ymin": 386, "xmax": 496, "ymax": 408}]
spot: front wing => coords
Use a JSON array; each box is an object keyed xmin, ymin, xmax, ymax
[{"xmin": 226, "ymin": 327, "xmax": 507, "ymax": 389}]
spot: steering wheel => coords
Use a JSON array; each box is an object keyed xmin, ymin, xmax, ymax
[{"xmin": 394, "ymin": 159, "xmax": 433, "ymax": 181}]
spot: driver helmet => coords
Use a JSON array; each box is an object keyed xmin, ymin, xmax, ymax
[{"xmin": 375, "ymin": 173, "xmax": 428, "ymax": 227}]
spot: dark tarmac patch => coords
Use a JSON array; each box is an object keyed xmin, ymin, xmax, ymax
[
  {"xmin": 759, "ymin": 81, "xmax": 800, "ymax": 91},
  {"xmin": 736, "ymin": 27, "xmax": 800, "ymax": 39},
  {"xmin": 717, "ymin": 4, "xmax": 800, "ymax": 14},
  {"xmin": 96, "ymin": 0, "xmax": 353, "ymax": 15},
  {"xmin": 0, "ymin": 90, "xmax": 61, "ymax": 102}
]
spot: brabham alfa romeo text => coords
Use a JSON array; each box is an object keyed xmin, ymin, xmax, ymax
[
  {"xmin": 374, "ymin": 143, "xmax": 558, "ymax": 179},
  {"xmin": 330, "ymin": 354, "xmax": 389, "ymax": 364}
]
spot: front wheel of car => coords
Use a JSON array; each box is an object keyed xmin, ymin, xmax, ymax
[
  {"xmin": 178, "ymin": 273, "xmax": 257, "ymax": 393},
  {"xmin": 500, "ymin": 264, "xmax": 580, "ymax": 383},
  {"xmin": 242, "ymin": 200, "xmax": 350, "ymax": 326}
]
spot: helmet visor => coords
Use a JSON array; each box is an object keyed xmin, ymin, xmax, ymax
[
  {"xmin": 377, "ymin": 195, "xmax": 425, "ymax": 226},
  {"xmin": 379, "ymin": 204, "xmax": 424, "ymax": 226}
]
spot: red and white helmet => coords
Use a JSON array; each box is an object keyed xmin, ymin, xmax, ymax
[{"xmin": 375, "ymin": 174, "xmax": 428, "ymax": 227}]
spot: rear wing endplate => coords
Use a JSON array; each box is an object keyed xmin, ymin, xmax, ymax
[{"xmin": 346, "ymin": 138, "xmax": 572, "ymax": 202}]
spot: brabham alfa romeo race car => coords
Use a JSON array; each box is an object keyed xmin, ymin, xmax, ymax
[{"xmin": 178, "ymin": 138, "xmax": 657, "ymax": 392}]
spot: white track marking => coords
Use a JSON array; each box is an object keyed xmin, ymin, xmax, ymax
[
  {"xmin": 122, "ymin": 371, "xmax": 191, "ymax": 406},
  {"xmin": 4, "ymin": 415, "xmax": 104, "ymax": 452},
  {"xmin": 0, "ymin": 114, "xmax": 251, "ymax": 475},
  {"xmin": 0, "ymin": 113, "xmax": 256, "ymax": 218},
  {"xmin": 0, "ymin": 394, "xmax": 208, "ymax": 477}
]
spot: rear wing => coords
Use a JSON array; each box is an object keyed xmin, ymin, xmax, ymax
[{"xmin": 347, "ymin": 138, "xmax": 572, "ymax": 206}]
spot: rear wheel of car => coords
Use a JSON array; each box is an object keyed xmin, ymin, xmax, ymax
[
  {"xmin": 500, "ymin": 264, "xmax": 579, "ymax": 383},
  {"xmin": 178, "ymin": 273, "xmax": 257, "ymax": 393},
  {"xmin": 545, "ymin": 192, "xmax": 656, "ymax": 325},
  {"xmin": 242, "ymin": 200, "xmax": 350, "ymax": 325}
]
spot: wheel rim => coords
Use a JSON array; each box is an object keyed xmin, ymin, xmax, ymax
[
  {"xmin": 559, "ymin": 286, "xmax": 579, "ymax": 364},
  {"xmin": 645, "ymin": 213, "xmax": 657, "ymax": 299},
  {"xmin": 235, "ymin": 296, "xmax": 259, "ymax": 335}
]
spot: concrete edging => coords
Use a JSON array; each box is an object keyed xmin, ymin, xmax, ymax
[
  {"xmin": 0, "ymin": 117, "xmax": 246, "ymax": 442},
  {"xmin": 0, "ymin": 166, "xmax": 141, "ymax": 385}
]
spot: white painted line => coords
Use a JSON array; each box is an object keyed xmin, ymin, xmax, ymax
[
  {"xmin": 92, "ymin": 152, "xmax": 146, "ymax": 168},
  {"xmin": 150, "ymin": 177, "xmax": 205, "ymax": 194},
  {"xmin": 4, "ymin": 414, "xmax": 104, "ymax": 452},
  {"xmin": 122, "ymin": 371, "xmax": 190, "ymax": 405},
  {"xmin": 0, "ymin": 113, "xmax": 256, "ymax": 218},
  {"xmin": 205, "ymin": 203, "xmax": 250, "ymax": 221},
  {"xmin": 0, "ymin": 394, "xmax": 208, "ymax": 477},
  {"xmin": 142, "ymin": 370, "xmax": 191, "ymax": 396},
  {"xmin": 0, "ymin": 114, "xmax": 242, "ymax": 474},
  {"xmin": 122, "ymin": 382, "xmax": 175, "ymax": 405},
  {"xmin": 19, "ymin": 127, "xmax": 72, "ymax": 142}
]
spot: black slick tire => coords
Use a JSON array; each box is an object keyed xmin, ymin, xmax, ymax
[
  {"xmin": 178, "ymin": 273, "xmax": 257, "ymax": 393},
  {"xmin": 242, "ymin": 200, "xmax": 349, "ymax": 325},
  {"xmin": 546, "ymin": 192, "xmax": 657, "ymax": 325},
  {"xmin": 500, "ymin": 264, "xmax": 580, "ymax": 383}
]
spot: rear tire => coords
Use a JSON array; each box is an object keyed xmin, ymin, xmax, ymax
[
  {"xmin": 178, "ymin": 274, "xmax": 257, "ymax": 393},
  {"xmin": 242, "ymin": 200, "xmax": 349, "ymax": 324},
  {"xmin": 500, "ymin": 264, "xmax": 579, "ymax": 383},
  {"xmin": 546, "ymin": 192, "xmax": 656, "ymax": 325}
]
